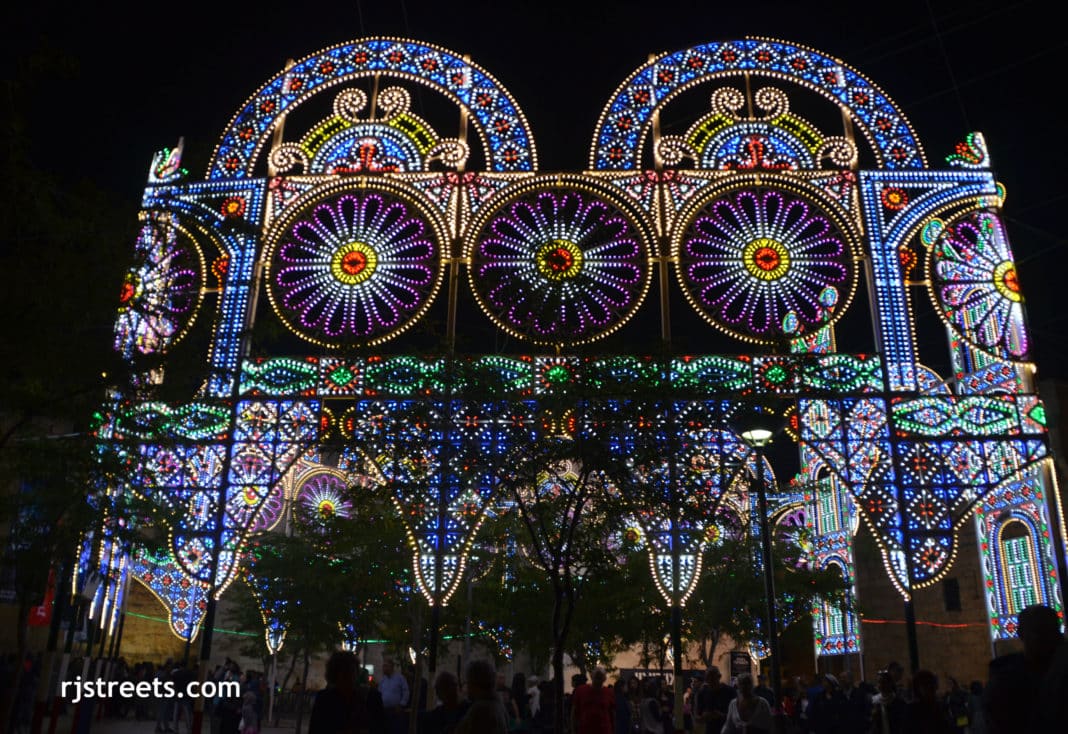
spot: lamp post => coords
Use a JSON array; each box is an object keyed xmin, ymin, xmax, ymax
[{"xmin": 736, "ymin": 412, "xmax": 785, "ymax": 734}]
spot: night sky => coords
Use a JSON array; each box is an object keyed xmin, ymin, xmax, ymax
[{"xmin": 6, "ymin": 0, "xmax": 1067, "ymax": 379}]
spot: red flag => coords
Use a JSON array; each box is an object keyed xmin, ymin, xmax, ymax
[{"xmin": 28, "ymin": 568, "xmax": 55, "ymax": 627}]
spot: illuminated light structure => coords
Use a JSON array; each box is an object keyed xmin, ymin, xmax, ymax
[{"xmin": 87, "ymin": 36, "xmax": 1066, "ymax": 679}]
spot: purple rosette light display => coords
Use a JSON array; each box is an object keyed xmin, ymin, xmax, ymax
[
  {"xmin": 678, "ymin": 187, "xmax": 855, "ymax": 343},
  {"xmin": 470, "ymin": 188, "xmax": 649, "ymax": 346},
  {"xmin": 267, "ymin": 190, "xmax": 442, "ymax": 348},
  {"xmin": 928, "ymin": 211, "xmax": 1028, "ymax": 360}
]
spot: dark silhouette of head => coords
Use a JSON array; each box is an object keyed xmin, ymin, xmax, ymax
[
  {"xmin": 325, "ymin": 651, "xmax": 359, "ymax": 692},
  {"xmin": 1017, "ymin": 604, "xmax": 1062, "ymax": 664},
  {"xmin": 435, "ymin": 671, "xmax": 459, "ymax": 707},
  {"xmin": 466, "ymin": 660, "xmax": 496, "ymax": 700},
  {"xmin": 911, "ymin": 669, "xmax": 938, "ymax": 703}
]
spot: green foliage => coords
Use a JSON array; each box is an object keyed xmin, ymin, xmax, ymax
[
  {"xmin": 228, "ymin": 481, "xmax": 413, "ymax": 661},
  {"xmin": 684, "ymin": 523, "xmax": 849, "ymax": 667}
]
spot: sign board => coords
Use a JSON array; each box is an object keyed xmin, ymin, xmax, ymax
[{"xmin": 729, "ymin": 651, "xmax": 751, "ymax": 680}]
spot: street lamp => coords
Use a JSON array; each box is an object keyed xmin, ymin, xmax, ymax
[{"xmin": 734, "ymin": 407, "xmax": 786, "ymax": 734}]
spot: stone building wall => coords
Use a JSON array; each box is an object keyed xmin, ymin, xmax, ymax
[{"xmin": 853, "ymin": 520, "xmax": 993, "ymax": 687}]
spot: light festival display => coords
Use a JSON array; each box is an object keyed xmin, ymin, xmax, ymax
[{"xmin": 86, "ymin": 37, "xmax": 1065, "ymax": 659}]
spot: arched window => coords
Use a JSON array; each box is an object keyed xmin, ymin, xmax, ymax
[
  {"xmin": 817, "ymin": 476, "xmax": 840, "ymax": 534},
  {"xmin": 822, "ymin": 561, "xmax": 847, "ymax": 638},
  {"xmin": 999, "ymin": 520, "xmax": 1040, "ymax": 615}
]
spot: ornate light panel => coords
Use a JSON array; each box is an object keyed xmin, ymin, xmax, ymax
[{"xmin": 85, "ymin": 36, "xmax": 1063, "ymax": 656}]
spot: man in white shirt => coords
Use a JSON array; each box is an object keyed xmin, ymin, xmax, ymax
[{"xmin": 378, "ymin": 658, "xmax": 410, "ymax": 734}]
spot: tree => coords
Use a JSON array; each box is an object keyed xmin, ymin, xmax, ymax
[
  {"xmin": 685, "ymin": 514, "xmax": 849, "ymax": 670},
  {"xmin": 233, "ymin": 478, "xmax": 411, "ymax": 733},
  {"xmin": 495, "ymin": 426, "xmax": 631, "ymax": 734}
]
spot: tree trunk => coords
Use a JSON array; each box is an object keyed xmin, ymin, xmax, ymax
[
  {"xmin": 551, "ymin": 644, "xmax": 566, "ymax": 734},
  {"xmin": 281, "ymin": 650, "xmax": 298, "ymax": 692},
  {"xmin": 294, "ymin": 647, "xmax": 311, "ymax": 734},
  {"xmin": 551, "ymin": 587, "xmax": 566, "ymax": 734}
]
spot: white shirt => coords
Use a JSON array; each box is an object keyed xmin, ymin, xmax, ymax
[
  {"xmin": 527, "ymin": 685, "xmax": 540, "ymax": 717},
  {"xmin": 721, "ymin": 696, "xmax": 772, "ymax": 733},
  {"xmin": 379, "ymin": 671, "xmax": 410, "ymax": 708}
]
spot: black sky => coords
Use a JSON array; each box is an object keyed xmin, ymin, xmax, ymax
[{"xmin": 6, "ymin": 0, "xmax": 1067, "ymax": 379}]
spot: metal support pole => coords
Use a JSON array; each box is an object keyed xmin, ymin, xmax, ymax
[
  {"xmin": 670, "ymin": 605, "xmax": 683, "ymax": 733},
  {"xmin": 901, "ymin": 525, "xmax": 920, "ymax": 674},
  {"xmin": 462, "ymin": 573, "xmax": 473, "ymax": 676},
  {"xmin": 427, "ymin": 601, "xmax": 441, "ymax": 711},
  {"xmin": 755, "ymin": 446, "xmax": 784, "ymax": 733},
  {"xmin": 903, "ymin": 599, "xmax": 920, "ymax": 674}
]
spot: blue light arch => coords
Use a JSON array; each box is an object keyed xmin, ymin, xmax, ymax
[
  {"xmin": 590, "ymin": 37, "xmax": 926, "ymax": 171},
  {"xmin": 207, "ymin": 37, "xmax": 538, "ymax": 179}
]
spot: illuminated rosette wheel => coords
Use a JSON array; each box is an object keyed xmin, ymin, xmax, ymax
[
  {"xmin": 674, "ymin": 182, "xmax": 857, "ymax": 343},
  {"xmin": 265, "ymin": 183, "xmax": 446, "ymax": 348},
  {"xmin": 113, "ymin": 216, "xmax": 205, "ymax": 359},
  {"xmin": 925, "ymin": 210, "xmax": 1028, "ymax": 359},
  {"xmin": 468, "ymin": 181, "xmax": 653, "ymax": 346},
  {"xmin": 295, "ymin": 471, "xmax": 353, "ymax": 524}
]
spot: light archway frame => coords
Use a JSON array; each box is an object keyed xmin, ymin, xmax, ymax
[
  {"xmin": 207, "ymin": 38, "xmax": 538, "ymax": 180},
  {"xmin": 590, "ymin": 37, "xmax": 925, "ymax": 171}
]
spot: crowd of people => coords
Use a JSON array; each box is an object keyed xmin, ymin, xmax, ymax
[
  {"xmin": 2, "ymin": 603, "xmax": 1066, "ymax": 733},
  {"xmin": 302, "ymin": 605, "xmax": 1065, "ymax": 734}
]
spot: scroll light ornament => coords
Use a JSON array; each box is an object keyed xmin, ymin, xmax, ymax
[
  {"xmin": 270, "ymin": 86, "xmax": 469, "ymax": 175},
  {"xmin": 657, "ymin": 87, "xmax": 856, "ymax": 170}
]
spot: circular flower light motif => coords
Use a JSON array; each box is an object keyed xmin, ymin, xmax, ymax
[
  {"xmin": 113, "ymin": 219, "xmax": 204, "ymax": 359},
  {"xmin": 470, "ymin": 188, "xmax": 650, "ymax": 345},
  {"xmin": 266, "ymin": 189, "xmax": 443, "ymax": 348},
  {"xmin": 248, "ymin": 485, "xmax": 285, "ymax": 533},
  {"xmin": 928, "ymin": 210, "xmax": 1028, "ymax": 359},
  {"xmin": 296, "ymin": 473, "xmax": 353, "ymax": 523},
  {"xmin": 677, "ymin": 187, "xmax": 855, "ymax": 343}
]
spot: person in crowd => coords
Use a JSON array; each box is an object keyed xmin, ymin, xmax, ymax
[
  {"xmin": 570, "ymin": 666, "xmax": 614, "ymax": 734},
  {"xmin": 624, "ymin": 675, "xmax": 642, "ymax": 733},
  {"xmin": 966, "ymin": 681, "xmax": 986, "ymax": 734},
  {"xmin": 806, "ymin": 672, "xmax": 845, "ymax": 734},
  {"xmin": 838, "ymin": 670, "xmax": 870, "ymax": 733},
  {"xmin": 903, "ymin": 669, "xmax": 953, "ymax": 734},
  {"xmin": 870, "ymin": 670, "xmax": 905, "ymax": 734},
  {"xmin": 564, "ymin": 672, "xmax": 587, "ymax": 730},
  {"xmin": 378, "ymin": 658, "xmax": 409, "ymax": 734},
  {"xmin": 155, "ymin": 660, "xmax": 175, "ymax": 733},
  {"xmin": 985, "ymin": 603, "xmax": 1064, "ymax": 733},
  {"xmin": 885, "ymin": 661, "xmax": 908, "ymax": 702},
  {"xmin": 753, "ymin": 674, "xmax": 775, "ymax": 709},
  {"xmin": 240, "ymin": 690, "xmax": 259, "ymax": 734},
  {"xmin": 693, "ymin": 666, "xmax": 733, "ymax": 734},
  {"xmin": 526, "ymin": 675, "xmax": 540, "ymax": 721},
  {"xmin": 419, "ymin": 671, "xmax": 468, "ymax": 734},
  {"xmin": 942, "ymin": 676, "xmax": 968, "ymax": 733},
  {"xmin": 721, "ymin": 673, "xmax": 771, "ymax": 734},
  {"xmin": 496, "ymin": 671, "xmax": 520, "ymax": 727},
  {"xmin": 1036, "ymin": 617, "xmax": 1068, "ymax": 733},
  {"xmin": 308, "ymin": 651, "xmax": 368, "ymax": 734},
  {"xmin": 638, "ymin": 677, "xmax": 663, "ymax": 734},
  {"xmin": 454, "ymin": 660, "xmax": 508, "ymax": 734},
  {"xmin": 511, "ymin": 672, "xmax": 530, "ymax": 725},
  {"xmin": 612, "ymin": 677, "xmax": 630, "ymax": 734},
  {"xmin": 532, "ymin": 679, "xmax": 554, "ymax": 733},
  {"xmin": 173, "ymin": 662, "xmax": 195, "ymax": 732},
  {"xmin": 217, "ymin": 664, "xmax": 244, "ymax": 734}
]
